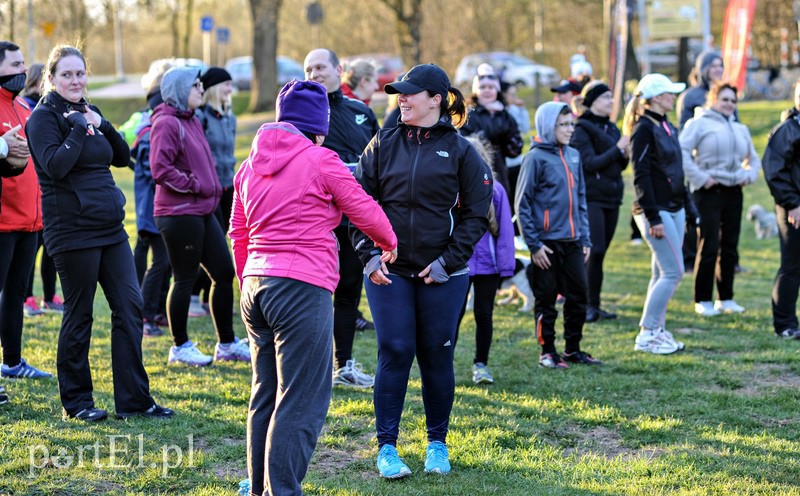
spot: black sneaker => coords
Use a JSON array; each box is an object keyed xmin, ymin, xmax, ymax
[
  {"xmin": 116, "ymin": 403, "xmax": 175, "ymax": 420},
  {"xmin": 777, "ymin": 328, "xmax": 800, "ymax": 339},
  {"xmin": 563, "ymin": 350, "xmax": 604, "ymax": 366},
  {"xmin": 355, "ymin": 316, "xmax": 375, "ymax": 331},
  {"xmin": 0, "ymin": 385, "xmax": 8, "ymax": 405},
  {"xmin": 597, "ymin": 308, "xmax": 617, "ymax": 320},
  {"xmin": 65, "ymin": 407, "xmax": 108, "ymax": 422},
  {"xmin": 585, "ymin": 307, "xmax": 600, "ymax": 323}
]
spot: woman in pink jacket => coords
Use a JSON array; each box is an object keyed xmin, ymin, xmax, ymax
[{"xmin": 229, "ymin": 80, "xmax": 397, "ymax": 496}]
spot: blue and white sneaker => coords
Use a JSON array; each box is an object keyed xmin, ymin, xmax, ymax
[
  {"xmin": 168, "ymin": 341, "xmax": 213, "ymax": 366},
  {"xmin": 376, "ymin": 444, "xmax": 411, "ymax": 479},
  {"xmin": 424, "ymin": 441, "xmax": 451, "ymax": 474},
  {"xmin": 1, "ymin": 358, "xmax": 53, "ymax": 378},
  {"xmin": 214, "ymin": 337, "xmax": 251, "ymax": 362},
  {"xmin": 237, "ymin": 479, "xmax": 250, "ymax": 496}
]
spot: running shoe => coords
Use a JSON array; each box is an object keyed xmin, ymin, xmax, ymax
[
  {"xmin": 168, "ymin": 341, "xmax": 213, "ymax": 366},
  {"xmin": 424, "ymin": 441, "xmax": 451, "ymax": 474},
  {"xmin": 472, "ymin": 362, "xmax": 494, "ymax": 384},
  {"xmin": 23, "ymin": 296, "xmax": 44, "ymax": 317},
  {"xmin": 214, "ymin": 337, "xmax": 251, "ymax": 362},
  {"xmin": 1, "ymin": 358, "xmax": 53, "ymax": 378},
  {"xmin": 376, "ymin": 444, "xmax": 411, "ymax": 479}
]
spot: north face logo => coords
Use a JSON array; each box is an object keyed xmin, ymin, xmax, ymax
[
  {"xmin": 436, "ymin": 151, "xmax": 449, "ymax": 158},
  {"xmin": 355, "ymin": 114, "xmax": 367, "ymax": 125}
]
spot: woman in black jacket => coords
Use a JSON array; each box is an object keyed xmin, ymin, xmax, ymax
[
  {"xmin": 350, "ymin": 64, "xmax": 492, "ymax": 479},
  {"xmin": 460, "ymin": 70, "xmax": 523, "ymax": 194},
  {"xmin": 623, "ymin": 73, "xmax": 693, "ymax": 356},
  {"xmin": 26, "ymin": 45, "xmax": 172, "ymax": 422},
  {"xmin": 570, "ymin": 82, "xmax": 629, "ymax": 322}
]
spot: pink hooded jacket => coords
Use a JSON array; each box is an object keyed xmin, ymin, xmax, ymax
[{"xmin": 229, "ymin": 122, "xmax": 397, "ymax": 293}]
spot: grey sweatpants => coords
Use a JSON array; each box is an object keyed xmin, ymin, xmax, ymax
[{"xmin": 241, "ymin": 276, "xmax": 333, "ymax": 496}]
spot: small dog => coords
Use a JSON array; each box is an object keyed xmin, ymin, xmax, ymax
[
  {"xmin": 466, "ymin": 258, "xmax": 534, "ymax": 313},
  {"xmin": 746, "ymin": 204, "xmax": 778, "ymax": 240},
  {"xmin": 496, "ymin": 258, "xmax": 535, "ymax": 312}
]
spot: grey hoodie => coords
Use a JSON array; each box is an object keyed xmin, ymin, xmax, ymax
[
  {"xmin": 515, "ymin": 102, "xmax": 591, "ymax": 251},
  {"xmin": 160, "ymin": 67, "xmax": 200, "ymax": 112}
]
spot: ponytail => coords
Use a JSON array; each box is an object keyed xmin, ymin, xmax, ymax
[
  {"xmin": 622, "ymin": 95, "xmax": 642, "ymax": 137},
  {"xmin": 438, "ymin": 86, "xmax": 468, "ymax": 128}
]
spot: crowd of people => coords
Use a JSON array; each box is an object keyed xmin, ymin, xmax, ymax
[{"xmin": 1, "ymin": 38, "xmax": 800, "ymax": 494}]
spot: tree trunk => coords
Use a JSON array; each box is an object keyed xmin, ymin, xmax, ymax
[
  {"xmin": 381, "ymin": 0, "xmax": 423, "ymax": 66},
  {"xmin": 248, "ymin": 0, "xmax": 281, "ymax": 112},
  {"xmin": 181, "ymin": 0, "xmax": 194, "ymax": 58}
]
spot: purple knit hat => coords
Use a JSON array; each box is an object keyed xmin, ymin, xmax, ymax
[{"xmin": 276, "ymin": 79, "xmax": 330, "ymax": 136}]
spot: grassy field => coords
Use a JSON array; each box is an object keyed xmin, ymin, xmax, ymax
[{"xmin": 2, "ymin": 100, "xmax": 800, "ymax": 495}]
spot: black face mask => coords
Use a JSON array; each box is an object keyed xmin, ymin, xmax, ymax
[{"xmin": 0, "ymin": 73, "xmax": 26, "ymax": 96}]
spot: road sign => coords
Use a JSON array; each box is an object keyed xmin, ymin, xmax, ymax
[
  {"xmin": 200, "ymin": 16, "xmax": 214, "ymax": 33},
  {"xmin": 216, "ymin": 27, "xmax": 230, "ymax": 44}
]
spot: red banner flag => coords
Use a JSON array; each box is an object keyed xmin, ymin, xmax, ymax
[{"xmin": 721, "ymin": 0, "xmax": 757, "ymax": 92}]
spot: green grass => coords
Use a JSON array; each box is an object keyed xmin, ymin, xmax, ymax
[{"xmin": 3, "ymin": 101, "xmax": 800, "ymax": 495}]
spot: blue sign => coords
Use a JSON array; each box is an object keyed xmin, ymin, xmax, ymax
[
  {"xmin": 200, "ymin": 16, "xmax": 214, "ymax": 32},
  {"xmin": 216, "ymin": 27, "xmax": 230, "ymax": 43}
]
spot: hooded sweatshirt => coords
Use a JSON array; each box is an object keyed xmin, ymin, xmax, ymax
[
  {"xmin": 515, "ymin": 102, "xmax": 590, "ymax": 252},
  {"xmin": 229, "ymin": 122, "xmax": 397, "ymax": 292},
  {"xmin": 678, "ymin": 51, "xmax": 723, "ymax": 129},
  {"xmin": 680, "ymin": 107, "xmax": 761, "ymax": 192},
  {"xmin": 150, "ymin": 67, "xmax": 221, "ymax": 217}
]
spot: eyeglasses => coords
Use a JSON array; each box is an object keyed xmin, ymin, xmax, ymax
[
  {"xmin": 192, "ymin": 82, "xmax": 204, "ymax": 91},
  {"xmin": 556, "ymin": 121, "xmax": 575, "ymax": 128}
]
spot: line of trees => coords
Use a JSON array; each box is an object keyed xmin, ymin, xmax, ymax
[{"xmin": 0, "ymin": 0, "xmax": 795, "ymax": 111}]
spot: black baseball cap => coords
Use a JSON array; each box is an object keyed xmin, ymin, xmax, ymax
[
  {"xmin": 385, "ymin": 64, "xmax": 450, "ymax": 99},
  {"xmin": 550, "ymin": 79, "xmax": 582, "ymax": 94}
]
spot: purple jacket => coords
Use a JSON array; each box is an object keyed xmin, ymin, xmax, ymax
[
  {"xmin": 150, "ymin": 103, "xmax": 221, "ymax": 217},
  {"xmin": 468, "ymin": 182, "xmax": 516, "ymax": 277}
]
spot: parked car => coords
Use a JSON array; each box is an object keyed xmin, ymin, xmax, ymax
[
  {"xmin": 224, "ymin": 55, "xmax": 305, "ymax": 91},
  {"xmin": 454, "ymin": 52, "xmax": 560, "ymax": 88},
  {"xmin": 140, "ymin": 57, "xmax": 207, "ymax": 91},
  {"xmin": 341, "ymin": 53, "xmax": 404, "ymax": 90}
]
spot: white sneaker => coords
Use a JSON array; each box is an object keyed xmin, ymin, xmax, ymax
[
  {"xmin": 659, "ymin": 328, "xmax": 685, "ymax": 351},
  {"xmin": 188, "ymin": 295, "xmax": 209, "ymax": 318},
  {"xmin": 694, "ymin": 301, "xmax": 720, "ymax": 317},
  {"xmin": 333, "ymin": 359, "xmax": 374, "ymax": 388},
  {"xmin": 714, "ymin": 300, "xmax": 745, "ymax": 314},
  {"xmin": 634, "ymin": 329, "xmax": 680, "ymax": 355},
  {"xmin": 214, "ymin": 337, "xmax": 251, "ymax": 362},
  {"xmin": 168, "ymin": 341, "xmax": 213, "ymax": 366}
]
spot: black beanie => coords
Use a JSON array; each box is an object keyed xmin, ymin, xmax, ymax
[
  {"xmin": 201, "ymin": 67, "xmax": 232, "ymax": 90},
  {"xmin": 581, "ymin": 82, "xmax": 610, "ymax": 109}
]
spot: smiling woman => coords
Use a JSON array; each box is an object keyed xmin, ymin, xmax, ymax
[{"xmin": 25, "ymin": 44, "xmax": 173, "ymax": 422}]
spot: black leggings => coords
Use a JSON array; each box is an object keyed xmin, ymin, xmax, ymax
[
  {"xmin": 0, "ymin": 231, "xmax": 37, "ymax": 366},
  {"xmin": 135, "ymin": 231, "xmax": 171, "ymax": 321},
  {"xmin": 155, "ymin": 215, "xmax": 235, "ymax": 346},
  {"xmin": 457, "ymin": 274, "xmax": 500, "ymax": 365},
  {"xmin": 26, "ymin": 231, "xmax": 58, "ymax": 302},
  {"xmin": 586, "ymin": 205, "xmax": 619, "ymax": 308},
  {"xmin": 192, "ymin": 187, "xmax": 234, "ymax": 302}
]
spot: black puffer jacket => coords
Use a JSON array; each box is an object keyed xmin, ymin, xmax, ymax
[
  {"xmin": 631, "ymin": 110, "xmax": 690, "ymax": 225},
  {"xmin": 763, "ymin": 108, "xmax": 800, "ymax": 211},
  {"xmin": 570, "ymin": 110, "xmax": 628, "ymax": 207},
  {"xmin": 460, "ymin": 102, "xmax": 523, "ymax": 190},
  {"xmin": 350, "ymin": 118, "xmax": 493, "ymax": 277}
]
